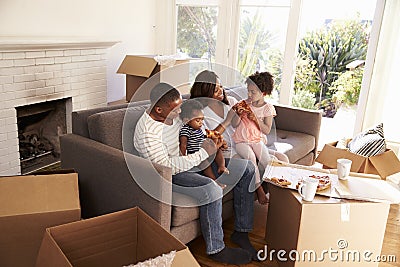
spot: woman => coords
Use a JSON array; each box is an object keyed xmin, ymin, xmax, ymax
[
  {"xmin": 190, "ymin": 71, "xmax": 263, "ymax": 261},
  {"xmin": 190, "ymin": 70, "xmax": 239, "ymax": 158}
]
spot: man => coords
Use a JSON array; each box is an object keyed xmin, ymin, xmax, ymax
[{"xmin": 134, "ymin": 82, "xmax": 258, "ymax": 264}]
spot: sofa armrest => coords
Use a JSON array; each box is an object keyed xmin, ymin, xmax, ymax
[
  {"xmin": 274, "ymin": 104, "xmax": 322, "ymax": 156},
  {"xmin": 60, "ymin": 134, "xmax": 172, "ymax": 231}
]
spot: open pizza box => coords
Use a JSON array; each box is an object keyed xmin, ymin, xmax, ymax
[{"xmin": 263, "ymin": 160, "xmax": 400, "ymax": 203}]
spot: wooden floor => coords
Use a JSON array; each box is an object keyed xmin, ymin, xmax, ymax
[{"xmin": 188, "ymin": 202, "xmax": 400, "ymax": 267}]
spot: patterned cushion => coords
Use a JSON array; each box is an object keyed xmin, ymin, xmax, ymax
[{"xmin": 348, "ymin": 123, "xmax": 386, "ymax": 157}]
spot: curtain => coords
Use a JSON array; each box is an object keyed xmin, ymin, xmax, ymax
[{"xmin": 362, "ymin": 0, "xmax": 400, "ymax": 147}]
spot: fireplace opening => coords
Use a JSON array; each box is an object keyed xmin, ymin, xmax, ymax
[{"xmin": 16, "ymin": 98, "xmax": 71, "ymax": 174}]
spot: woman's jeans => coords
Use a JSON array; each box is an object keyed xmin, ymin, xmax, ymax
[{"xmin": 172, "ymin": 158, "xmax": 255, "ymax": 254}]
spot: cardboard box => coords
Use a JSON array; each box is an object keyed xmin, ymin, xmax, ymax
[
  {"xmin": 0, "ymin": 171, "xmax": 80, "ymax": 267},
  {"xmin": 117, "ymin": 55, "xmax": 192, "ymax": 101},
  {"xmin": 265, "ymin": 184, "xmax": 390, "ymax": 267},
  {"xmin": 36, "ymin": 207, "xmax": 200, "ymax": 267},
  {"xmin": 316, "ymin": 141, "xmax": 400, "ymax": 179}
]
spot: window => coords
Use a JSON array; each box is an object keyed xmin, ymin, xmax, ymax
[
  {"xmin": 294, "ymin": 0, "xmax": 378, "ymax": 144},
  {"xmin": 176, "ymin": 5, "xmax": 219, "ymax": 62},
  {"xmin": 175, "ymin": 0, "xmax": 290, "ymax": 91},
  {"xmin": 172, "ymin": 0, "xmax": 384, "ymax": 143},
  {"xmin": 237, "ymin": 1, "xmax": 290, "ymax": 100}
]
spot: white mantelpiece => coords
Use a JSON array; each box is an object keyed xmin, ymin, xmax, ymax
[
  {"xmin": 0, "ymin": 39, "xmax": 118, "ymax": 175},
  {"xmin": 0, "ymin": 39, "xmax": 118, "ymax": 51}
]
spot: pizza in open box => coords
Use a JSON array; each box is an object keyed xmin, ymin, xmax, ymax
[
  {"xmin": 270, "ymin": 177, "xmax": 292, "ymax": 187},
  {"xmin": 296, "ymin": 174, "xmax": 332, "ymax": 192}
]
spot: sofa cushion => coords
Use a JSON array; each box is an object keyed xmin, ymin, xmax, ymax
[
  {"xmin": 72, "ymin": 103, "xmax": 128, "ymax": 138},
  {"xmin": 271, "ymin": 129, "xmax": 315, "ymax": 163},
  {"xmin": 87, "ymin": 106, "xmax": 147, "ymax": 154},
  {"xmin": 87, "ymin": 108, "xmax": 125, "ymax": 150},
  {"xmin": 171, "ymin": 192, "xmax": 199, "ymax": 227}
]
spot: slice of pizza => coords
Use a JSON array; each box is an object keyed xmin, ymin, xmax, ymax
[
  {"xmin": 309, "ymin": 174, "xmax": 332, "ymax": 191},
  {"xmin": 270, "ymin": 177, "xmax": 292, "ymax": 187},
  {"xmin": 232, "ymin": 100, "xmax": 252, "ymax": 115},
  {"xmin": 205, "ymin": 129, "xmax": 228, "ymax": 150}
]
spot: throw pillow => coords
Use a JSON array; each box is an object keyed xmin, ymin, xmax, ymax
[{"xmin": 348, "ymin": 123, "xmax": 386, "ymax": 157}]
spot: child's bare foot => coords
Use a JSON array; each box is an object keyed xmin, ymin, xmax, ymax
[
  {"xmin": 218, "ymin": 166, "xmax": 229, "ymax": 174},
  {"xmin": 256, "ymin": 187, "xmax": 269, "ymax": 205}
]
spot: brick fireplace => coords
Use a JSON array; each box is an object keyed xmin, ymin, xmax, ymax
[{"xmin": 0, "ymin": 39, "xmax": 117, "ymax": 175}]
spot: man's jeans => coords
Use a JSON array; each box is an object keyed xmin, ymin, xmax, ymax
[{"xmin": 172, "ymin": 158, "xmax": 255, "ymax": 254}]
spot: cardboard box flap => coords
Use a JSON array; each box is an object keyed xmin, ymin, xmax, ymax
[
  {"xmin": 173, "ymin": 248, "xmax": 200, "ymax": 266},
  {"xmin": 369, "ymin": 150, "xmax": 400, "ymax": 178},
  {"xmin": 117, "ymin": 55, "xmax": 157, "ymax": 77},
  {"xmin": 30, "ymin": 168, "xmax": 76, "ymax": 176},
  {"xmin": 35, "ymin": 231, "xmax": 73, "ymax": 267},
  {"xmin": 0, "ymin": 173, "xmax": 79, "ymax": 217},
  {"xmin": 316, "ymin": 142, "xmax": 365, "ymax": 172},
  {"xmin": 36, "ymin": 207, "xmax": 197, "ymax": 267},
  {"xmin": 47, "ymin": 209, "xmax": 138, "ymax": 265},
  {"xmin": 137, "ymin": 209, "xmax": 186, "ymax": 262}
]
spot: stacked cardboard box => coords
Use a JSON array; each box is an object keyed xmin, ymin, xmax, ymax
[
  {"xmin": 264, "ymin": 163, "xmax": 400, "ymax": 266},
  {"xmin": 265, "ymin": 185, "xmax": 390, "ymax": 267},
  {"xmin": 0, "ymin": 171, "xmax": 80, "ymax": 267}
]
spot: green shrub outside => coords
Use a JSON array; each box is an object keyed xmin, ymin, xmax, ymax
[
  {"xmin": 296, "ymin": 17, "xmax": 369, "ymax": 109},
  {"xmin": 291, "ymin": 89, "xmax": 318, "ymax": 110},
  {"xmin": 331, "ymin": 68, "xmax": 364, "ymax": 106}
]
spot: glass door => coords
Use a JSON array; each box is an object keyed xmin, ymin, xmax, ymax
[
  {"xmin": 293, "ymin": 0, "xmax": 378, "ymax": 148},
  {"xmin": 176, "ymin": 1, "xmax": 219, "ymax": 63},
  {"xmin": 236, "ymin": 0, "xmax": 291, "ymax": 101}
]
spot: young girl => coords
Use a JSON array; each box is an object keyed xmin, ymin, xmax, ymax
[{"xmin": 230, "ymin": 71, "xmax": 289, "ymax": 204}]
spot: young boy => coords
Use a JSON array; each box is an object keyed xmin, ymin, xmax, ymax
[{"xmin": 179, "ymin": 100, "xmax": 228, "ymax": 188}]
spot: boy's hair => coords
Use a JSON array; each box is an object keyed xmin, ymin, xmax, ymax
[
  {"xmin": 246, "ymin": 71, "xmax": 274, "ymax": 95},
  {"xmin": 150, "ymin": 82, "xmax": 181, "ymax": 110},
  {"xmin": 179, "ymin": 99, "xmax": 204, "ymax": 120}
]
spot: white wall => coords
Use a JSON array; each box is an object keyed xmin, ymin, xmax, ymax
[{"xmin": 0, "ymin": 0, "xmax": 157, "ymax": 102}]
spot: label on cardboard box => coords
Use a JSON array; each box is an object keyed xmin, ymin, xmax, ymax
[{"xmin": 340, "ymin": 203, "xmax": 350, "ymax": 222}]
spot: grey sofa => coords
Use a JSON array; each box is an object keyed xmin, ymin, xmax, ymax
[{"xmin": 60, "ymin": 87, "xmax": 321, "ymax": 244}]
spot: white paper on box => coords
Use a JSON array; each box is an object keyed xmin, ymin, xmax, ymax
[{"xmin": 340, "ymin": 203, "xmax": 350, "ymax": 222}]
